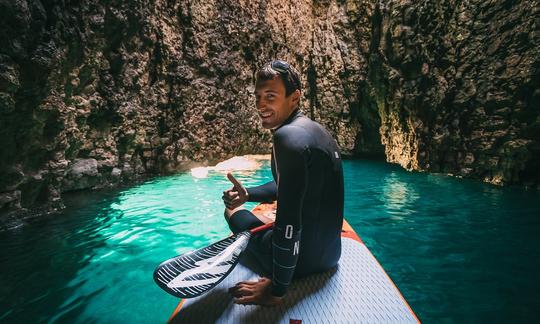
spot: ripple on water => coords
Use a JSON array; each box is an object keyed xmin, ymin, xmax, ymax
[{"xmin": 1, "ymin": 159, "xmax": 540, "ymax": 323}]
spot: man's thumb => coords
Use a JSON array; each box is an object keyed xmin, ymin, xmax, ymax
[{"xmin": 227, "ymin": 172, "xmax": 244, "ymax": 190}]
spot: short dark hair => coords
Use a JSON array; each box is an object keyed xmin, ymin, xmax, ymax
[{"xmin": 255, "ymin": 60, "xmax": 301, "ymax": 96}]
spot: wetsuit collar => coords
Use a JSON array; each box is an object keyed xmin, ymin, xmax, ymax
[{"xmin": 272, "ymin": 108, "xmax": 302, "ymax": 131}]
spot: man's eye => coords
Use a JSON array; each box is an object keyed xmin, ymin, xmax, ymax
[{"xmin": 266, "ymin": 94, "xmax": 274, "ymax": 100}]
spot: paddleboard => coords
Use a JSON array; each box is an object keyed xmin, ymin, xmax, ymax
[{"xmin": 167, "ymin": 203, "xmax": 420, "ymax": 323}]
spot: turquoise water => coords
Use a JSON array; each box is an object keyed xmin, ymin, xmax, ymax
[{"xmin": 1, "ymin": 159, "xmax": 539, "ymax": 323}]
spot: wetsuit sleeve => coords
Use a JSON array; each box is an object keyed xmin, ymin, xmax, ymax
[
  {"xmin": 246, "ymin": 181, "xmax": 277, "ymax": 202},
  {"xmin": 271, "ymin": 130, "xmax": 308, "ymax": 297}
]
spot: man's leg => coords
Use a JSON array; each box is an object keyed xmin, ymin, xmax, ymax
[
  {"xmin": 224, "ymin": 206, "xmax": 244, "ymax": 222},
  {"xmin": 224, "ymin": 207, "xmax": 265, "ymax": 234},
  {"xmin": 224, "ymin": 206, "xmax": 274, "ymax": 233},
  {"xmin": 223, "ymin": 207, "xmax": 273, "ymax": 275}
]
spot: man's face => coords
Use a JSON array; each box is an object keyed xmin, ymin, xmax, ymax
[{"xmin": 255, "ymin": 77, "xmax": 300, "ymax": 129}]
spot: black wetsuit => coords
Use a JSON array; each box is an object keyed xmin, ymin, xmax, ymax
[{"xmin": 227, "ymin": 109, "xmax": 344, "ymax": 297}]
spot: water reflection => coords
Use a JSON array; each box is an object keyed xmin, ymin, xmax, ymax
[{"xmin": 382, "ymin": 171, "xmax": 419, "ymax": 220}]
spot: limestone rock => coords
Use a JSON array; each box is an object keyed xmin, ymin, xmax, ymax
[
  {"xmin": 0, "ymin": 0, "xmax": 538, "ymax": 218},
  {"xmin": 0, "ymin": 191, "xmax": 21, "ymax": 210},
  {"xmin": 66, "ymin": 159, "xmax": 98, "ymax": 178},
  {"xmin": 363, "ymin": 0, "xmax": 540, "ymax": 187},
  {"xmin": 63, "ymin": 158, "xmax": 99, "ymax": 191},
  {"xmin": 111, "ymin": 167, "xmax": 122, "ymax": 178}
]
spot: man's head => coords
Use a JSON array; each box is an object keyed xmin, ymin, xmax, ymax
[{"xmin": 254, "ymin": 60, "xmax": 301, "ymax": 129}]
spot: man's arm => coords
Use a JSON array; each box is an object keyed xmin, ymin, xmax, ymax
[
  {"xmin": 246, "ymin": 180, "xmax": 277, "ymax": 202},
  {"xmin": 271, "ymin": 129, "xmax": 308, "ymax": 297}
]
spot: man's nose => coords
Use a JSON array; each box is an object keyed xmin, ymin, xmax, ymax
[{"xmin": 256, "ymin": 99, "xmax": 264, "ymax": 111}]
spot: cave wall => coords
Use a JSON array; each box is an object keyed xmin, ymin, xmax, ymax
[
  {"xmin": 0, "ymin": 0, "xmax": 367, "ymax": 214},
  {"xmin": 365, "ymin": 0, "xmax": 540, "ymax": 186},
  {"xmin": 0, "ymin": 0, "xmax": 538, "ymax": 216}
]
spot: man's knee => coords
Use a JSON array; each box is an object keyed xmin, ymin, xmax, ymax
[
  {"xmin": 224, "ymin": 206, "xmax": 246, "ymax": 220},
  {"xmin": 225, "ymin": 208, "xmax": 265, "ymax": 234}
]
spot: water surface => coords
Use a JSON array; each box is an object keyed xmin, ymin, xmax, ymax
[{"xmin": 1, "ymin": 159, "xmax": 539, "ymax": 323}]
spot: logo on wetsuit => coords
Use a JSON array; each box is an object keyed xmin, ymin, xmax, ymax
[{"xmin": 285, "ymin": 225, "xmax": 300, "ymax": 255}]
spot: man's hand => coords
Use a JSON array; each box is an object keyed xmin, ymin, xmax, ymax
[
  {"xmin": 222, "ymin": 173, "xmax": 249, "ymax": 209},
  {"xmin": 228, "ymin": 277, "xmax": 283, "ymax": 306}
]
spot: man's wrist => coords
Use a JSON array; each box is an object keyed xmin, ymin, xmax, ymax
[{"xmin": 271, "ymin": 283, "xmax": 287, "ymax": 298}]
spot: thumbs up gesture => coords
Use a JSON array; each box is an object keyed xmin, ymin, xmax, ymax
[{"xmin": 222, "ymin": 173, "xmax": 249, "ymax": 209}]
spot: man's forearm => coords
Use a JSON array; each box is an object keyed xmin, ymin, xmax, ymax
[
  {"xmin": 271, "ymin": 225, "xmax": 301, "ymax": 297},
  {"xmin": 246, "ymin": 181, "xmax": 277, "ymax": 202}
]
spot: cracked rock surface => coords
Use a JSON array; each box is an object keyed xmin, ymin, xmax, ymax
[{"xmin": 366, "ymin": 0, "xmax": 540, "ymax": 187}]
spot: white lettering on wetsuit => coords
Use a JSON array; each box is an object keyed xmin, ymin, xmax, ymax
[
  {"xmin": 285, "ymin": 225, "xmax": 293, "ymax": 239},
  {"xmin": 272, "ymin": 225, "xmax": 301, "ymax": 296}
]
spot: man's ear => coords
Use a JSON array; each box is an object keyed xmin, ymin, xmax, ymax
[{"xmin": 291, "ymin": 89, "xmax": 301, "ymax": 105}]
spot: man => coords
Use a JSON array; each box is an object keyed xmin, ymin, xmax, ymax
[{"xmin": 223, "ymin": 60, "xmax": 344, "ymax": 306}]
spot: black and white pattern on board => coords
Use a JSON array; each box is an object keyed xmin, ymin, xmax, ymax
[{"xmin": 154, "ymin": 231, "xmax": 252, "ymax": 298}]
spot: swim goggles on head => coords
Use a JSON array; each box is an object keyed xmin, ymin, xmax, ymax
[{"xmin": 270, "ymin": 60, "xmax": 301, "ymax": 91}]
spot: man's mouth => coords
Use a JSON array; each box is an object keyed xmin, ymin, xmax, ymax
[{"xmin": 260, "ymin": 112, "xmax": 272, "ymax": 118}]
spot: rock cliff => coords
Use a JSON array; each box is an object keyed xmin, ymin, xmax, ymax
[
  {"xmin": 367, "ymin": 0, "xmax": 540, "ymax": 187},
  {"xmin": 0, "ymin": 0, "xmax": 538, "ymax": 216}
]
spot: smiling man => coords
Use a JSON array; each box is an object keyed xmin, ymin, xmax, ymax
[{"xmin": 222, "ymin": 60, "xmax": 344, "ymax": 306}]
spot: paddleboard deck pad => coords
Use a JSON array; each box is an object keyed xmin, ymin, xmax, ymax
[{"xmin": 168, "ymin": 216, "xmax": 419, "ymax": 323}]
